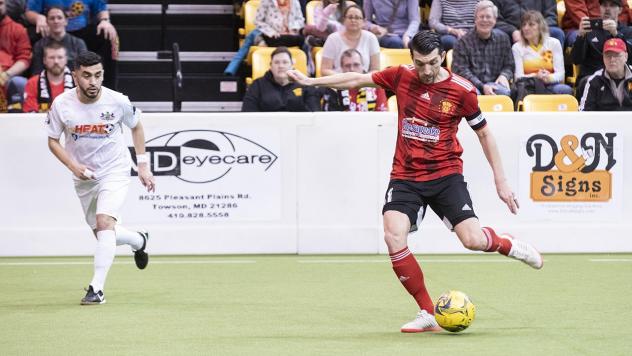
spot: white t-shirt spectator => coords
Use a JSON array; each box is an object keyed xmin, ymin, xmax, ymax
[{"xmin": 322, "ymin": 30, "xmax": 380, "ymax": 73}]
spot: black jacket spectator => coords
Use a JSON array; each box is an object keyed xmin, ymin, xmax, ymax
[
  {"xmin": 571, "ymin": 25, "xmax": 632, "ymax": 82},
  {"xmin": 241, "ymin": 71, "xmax": 321, "ymax": 112},
  {"xmin": 579, "ymin": 65, "xmax": 632, "ymax": 110}
]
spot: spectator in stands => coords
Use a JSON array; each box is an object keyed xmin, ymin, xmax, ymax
[
  {"xmin": 23, "ymin": 40, "xmax": 73, "ymax": 112},
  {"xmin": 321, "ymin": 4, "xmax": 380, "ymax": 76},
  {"xmin": 562, "ymin": 0, "xmax": 632, "ymax": 48},
  {"xmin": 512, "ymin": 10, "xmax": 573, "ymax": 96},
  {"xmin": 31, "ymin": 6, "xmax": 86, "ymax": 75},
  {"xmin": 242, "ymin": 47, "xmax": 321, "ymax": 112},
  {"xmin": 428, "ymin": 0, "xmax": 479, "ymax": 50},
  {"xmin": 321, "ymin": 48, "xmax": 388, "ymax": 111},
  {"xmin": 579, "ymin": 37, "xmax": 632, "ymax": 110},
  {"xmin": 571, "ymin": 0, "xmax": 632, "ymax": 85},
  {"xmin": 363, "ymin": 0, "xmax": 421, "ymax": 48},
  {"xmin": 6, "ymin": 0, "xmax": 27, "ymax": 26},
  {"xmin": 492, "ymin": 0, "xmax": 565, "ymax": 46},
  {"xmin": 26, "ymin": 0, "xmax": 119, "ymax": 89},
  {"xmin": 303, "ymin": 0, "xmax": 348, "ymax": 47},
  {"xmin": 453, "ymin": 0, "xmax": 515, "ymax": 96},
  {"xmin": 256, "ymin": 0, "xmax": 305, "ymax": 47},
  {"xmin": 0, "ymin": 0, "xmax": 31, "ymax": 112}
]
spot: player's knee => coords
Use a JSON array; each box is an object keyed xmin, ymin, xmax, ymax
[
  {"xmin": 384, "ymin": 229, "xmax": 407, "ymax": 249},
  {"xmin": 460, "ymin": 232, "xmax": 484, "ymax": 251},
  {"xmin": 95, "ymin": 214, "xmax": 116, "ymax": 231}
]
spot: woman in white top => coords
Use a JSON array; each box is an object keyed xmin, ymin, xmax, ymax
[
  {"xmin": 321, "ymin": 4, "xmax": 380, "ymax": 76},
  {"xmin": 511, "ymin": 10, "xmax": 572, "ymax": 95}
]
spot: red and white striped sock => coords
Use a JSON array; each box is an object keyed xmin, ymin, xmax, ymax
[
  {"xmin": 390, "ymin": 247, "xmax": 434, "ymax": 314},
  {"xmin": 482, "ymin": 226, "xmax": 512, "ymax": 256}
]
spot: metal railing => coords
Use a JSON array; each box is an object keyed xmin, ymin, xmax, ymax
[{"xmin": 171, "ymin": 43, "xmax": 183, "ymax": 112}]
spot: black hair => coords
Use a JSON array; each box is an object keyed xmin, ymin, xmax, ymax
[
  {"xmin": 74, "ymin": 51, "xmax": 102, "ymax": 70},
  {"xmin": 46, "ymin": 5, "xmax": 67, "ymax": 18},
  {"xmin": 271, "ymin": 46, "xmax": 293, "ymax": 61},
  {"xmin": 409, "ymin": 30, "xmax": 444, "ymax": 56}
]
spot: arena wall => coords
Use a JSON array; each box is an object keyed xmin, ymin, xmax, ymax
[{"xmin": 1, "ymin": 112, "xmax": 629, "ymax": 256}]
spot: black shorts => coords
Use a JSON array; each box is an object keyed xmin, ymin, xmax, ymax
[{"xmin": 382, "ymin": 174, "xmax": 477, "ymax": 232}]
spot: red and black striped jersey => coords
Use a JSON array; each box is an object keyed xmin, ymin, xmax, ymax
[{"xmin": 372, "ymin": 65, "xmax": 486, "ymax": 182}]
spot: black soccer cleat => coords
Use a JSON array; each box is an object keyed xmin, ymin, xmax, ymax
[
  {"xmin": 134, "ymin": 231, "xmax": 149, "ymax": 270},
  {"xmin": 80, "ymin": 285, "xmax": 106, "ymax": 305}
]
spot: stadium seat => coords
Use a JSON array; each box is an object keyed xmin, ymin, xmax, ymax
[
  {"xmin": 314, "ymin": 47, "xmax": 323, "ymax": 77},
  {"xmin": 445, "ymin": 49, "xmax": 453, "ymax": 70},
  {"xmin": 522, "ymin": 94, "xmax": 579, "ymax": 112},
  {"xmin": 477, "ymin": 95, "xmax": 514, "ymax": 112},
  {"xmin": 238, "ymin": 0, "xmax": 259, "ymax": 42},
  {"xmin": 566, "ymin": 64, "xmax": 580, "ymax": 86},
  {"xmin": 246, "ymin": 47, "xmax": 308, "ymax": 85},
  {"xmin": 388, "ymin": 95, "xmax": 397, "ymax": 112},
  {"xmin": 305, "ymin": 1, "xmax": 322, "ymax": 26},
  {"xmin": 557, "ymin": 1, "xmax": 565, "ymax": 27},
  {"xmin": 379, "ymin": 49, "xmax": 412, "ymax": 70}
]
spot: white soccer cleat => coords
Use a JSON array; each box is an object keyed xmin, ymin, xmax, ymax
[
  {"xmin": 400, "ymin": 310, "xmax": 442, "ymax": 333},
  {"xmin": 503, "ymin": 234, "xmax": 544, "ymax": 270}
]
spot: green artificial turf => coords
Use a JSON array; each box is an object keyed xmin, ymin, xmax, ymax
[{"xmin": 1, "ymin": 254, "xmax": 630, "ymax": 355}]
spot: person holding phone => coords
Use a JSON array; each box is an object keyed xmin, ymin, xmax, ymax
[{"xmin": 571, "ymin": 0, "xmax": 632, "ymax": 89}]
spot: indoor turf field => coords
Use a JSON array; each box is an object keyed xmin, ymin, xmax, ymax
[{"xmin": 1, "ymin": 254, "xmax": 630, "ymax": 355}]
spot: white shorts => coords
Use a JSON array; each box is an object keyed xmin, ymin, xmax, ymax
[{"xmin": 74, "ymin": 175, "xmax": 130, "ymax": 229}]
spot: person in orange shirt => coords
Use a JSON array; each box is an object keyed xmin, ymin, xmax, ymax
[{"xmin": 23, "ymin": 41, "xmax": 74, "ymax": 112}]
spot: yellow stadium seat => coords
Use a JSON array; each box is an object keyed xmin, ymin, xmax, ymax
[
  {"xmin": 246, "ymin": 47, "xmax": 308, "ymax": 85},
  {"xmin": 314, "ymin": 47, "xmax": 323, "ymax": 77},
  {"xmin": 379, "ymin": 48, "xmax": 412, "ymax": 70},
  {"xmin": 566, "ymin": 63, "xmax": 580, "ymax": 86},
  {"xmin": 238, "ymin": 0, "xmax": 259, "ymax": 40},
  {"xmin": 306, "ymin": 1, "xmax": 322, "ymax": 26},
  {"xmin": 557, "ymin": 1, "xmax": 565, "ymax": 27},
  {"xmin": 522, "ymin": 94, "xmax": 579, "ymax": 112},
  {"xmin": 477, "ymin": 95, "xmax": 514, "ymax": 112},
  {"xmin": 388, "ymin": 95, "xmax": 398, "ymax": 112},
  {"xmin": 445, "ymin": 49, "xmax": 453, "ymax": 70}
]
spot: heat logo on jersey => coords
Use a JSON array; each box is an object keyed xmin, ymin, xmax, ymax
[
  {"xmin": 402, "ymin": 117, "xmax": 440, "ymax": 143},
  {"xmin": 71, "ymin": 124, "xmax": 115, "ymax": 140}
]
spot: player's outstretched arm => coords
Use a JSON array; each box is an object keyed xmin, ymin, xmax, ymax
[
  {"xmin": 47, "ymin": 137, "xmax": 94, "ymax": 180},
  {"xmin": 474, "ymin": 125, "xmax": 519, "ymax": 214},
  {"xmin": 286, "ymin": 70, "xmax": 376, "ymax": 90},
  {"xmin": 131, "ymin": 121, "xmax": 156, "ymax": 192}
]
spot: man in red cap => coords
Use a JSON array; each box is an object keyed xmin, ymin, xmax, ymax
[
  {"xmin": 571, "ymin": 0, "xmax": 632, "ymax": 86},
  {"xmin": 579, "ymin": 37, "xmax": 632, "ymax": 110}
]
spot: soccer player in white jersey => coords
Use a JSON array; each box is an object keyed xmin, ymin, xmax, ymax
[{"xmin": 46, "ymin": 51, "xmax": 156, "ymax": 305}]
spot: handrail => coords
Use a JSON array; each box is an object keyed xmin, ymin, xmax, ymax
[{"xmin": 172, "ymin": 42, "xmax": 183, "ymax": 112}]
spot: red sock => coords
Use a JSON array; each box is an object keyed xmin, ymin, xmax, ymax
[
  {"xmin": 482, "ymin": 226, "xmax": 512, "ymax": 256},
  {"xmin": 390, "ymin": 247, "xmax": 434, "ymax": 314}
]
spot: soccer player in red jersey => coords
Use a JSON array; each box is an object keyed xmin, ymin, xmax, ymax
[{"xmin": 288, "ymin": 30, "xmax": 543, "ymax": 333}]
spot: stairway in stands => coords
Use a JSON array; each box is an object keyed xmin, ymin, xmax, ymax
[{"xmin": 110, "ymin": 0, "xmax": 244, "ymax": 112}]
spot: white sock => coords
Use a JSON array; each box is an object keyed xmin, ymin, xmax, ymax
[
  {"xmin": 115, "ymin": 225, "xmax": 144, "ymax": 250},
  {"xmin": 90, "ymin": 230, "xmax": 116, "ymax": 293}
]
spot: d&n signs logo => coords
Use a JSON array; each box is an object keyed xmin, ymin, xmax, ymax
[
  {"xmin": 526, "ymin": 132, "xmax": 616, "ymax": 202},
  {"xmin": 129, "ymin": 130, "xmax": 278, "ymax": 183}
]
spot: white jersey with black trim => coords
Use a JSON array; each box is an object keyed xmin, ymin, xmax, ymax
[{"xmin": 46, "ymin": 87, "xmax": 141, "ymax": 179}]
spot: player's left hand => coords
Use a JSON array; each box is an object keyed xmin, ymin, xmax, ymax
[
  {"xmin": 97, "ymin": 20, "xmax": 118, "ymax": 41},
  {"xmin": 138, "ymin": 164, "xmax": 155, "ymax": 192},
  {"xmin": 496, "ymin": 180, "xmax": 519, "ymax": 215}
]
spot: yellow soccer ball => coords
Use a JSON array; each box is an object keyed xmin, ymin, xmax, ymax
[{"xmin": 434, "ymin": 290, "xmax": 476, "ymax": 332}]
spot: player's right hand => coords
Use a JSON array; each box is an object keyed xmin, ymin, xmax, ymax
[
  {"xmin": 72, "ymin": 164, "xmax": 95, "ymax": 180},
  {"xmin": 287, "ymin": 70, "xmax": 311, "ymax": 86}
]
